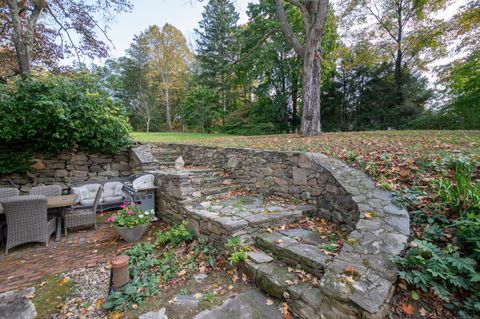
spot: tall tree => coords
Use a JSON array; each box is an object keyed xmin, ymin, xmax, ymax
[
  {"xmin": 195, "ymin": 0, "xmax": 239, "ymax": 124},
  {"xmin": 2, "ymin": 0, "xmax": 132, "ymax": 77},
  {"xmin": 273, "ymin": 0, "xmax": 330, "ymax": 136},
  {"xmin": 342, "ymin": 0, "xmax": 448, "ymax": 93},
  {"xmin": 146, "ymin": 24, "xmax": 193, "ymax": 131}
]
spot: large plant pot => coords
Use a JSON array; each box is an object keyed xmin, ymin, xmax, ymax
[{"xmin": 115, "ymin": 223, "xmax": 150, "ymax": 243}]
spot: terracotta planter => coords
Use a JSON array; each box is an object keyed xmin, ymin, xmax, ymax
[{"xmin": 115, "ymin": 223, "xmax": 150, "ymax": 243}]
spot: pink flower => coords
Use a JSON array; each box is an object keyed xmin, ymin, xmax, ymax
[
  {"xmin": 127, "ymin": 210, "xmax": 134, "ymax": 215},
  {"xmin": 119, "ymin": 204, "xmax": 126, "ymax": 209},
  {"xmin": 106, "ymin": 216, "xmax": 116, "ymax": 223}
]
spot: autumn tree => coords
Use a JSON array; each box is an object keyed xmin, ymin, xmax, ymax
[
  {"xmin": 116, "ymin": 34, "xmax": 158, "ymax": 132},
  {"xmin": 341, "ymin": 0, "xmax": 449, "ymax": 93},
  {"xmin": 1, "ymin": 0, "xmax": 132, "ymax": 78},
  {"xmin": 146, "ymin": 24, "xmax": 193, "ymax": 131},
  {"xmin": 195, "ymin": 0, "xmax": 239, "ymax": 124}
]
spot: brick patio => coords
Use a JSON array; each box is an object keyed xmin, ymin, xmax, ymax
[{"xmin": 0, "ymin": 216, "xmax": 163, "ymax": 293}]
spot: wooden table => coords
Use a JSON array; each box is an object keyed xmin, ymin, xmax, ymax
[{"xmin": 48, "ymin": 195, "xmax": 78, "ymax": 241}]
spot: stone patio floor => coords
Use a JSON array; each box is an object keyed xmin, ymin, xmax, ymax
[{"xmin": 0, "ymin": 216, "xmax": 163, "ymax": 294}]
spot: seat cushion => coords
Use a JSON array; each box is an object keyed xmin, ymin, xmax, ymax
[
  {"xmin": 79, "ymin": 198, "xmax": 95, "ymax": 206},
  {"xmin": 104, "ymin": 182, "xmax": 123, "ymax": 198},
  {"xmin": 102, "ymin": 195, "xmax": 123, "ymax": 204},
  {"xmin": 72, "ymin": 184, "xmax": 102, "ymax": 205}
]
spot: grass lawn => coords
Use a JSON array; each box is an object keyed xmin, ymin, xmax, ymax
[
  {"xmin": 131, "ymin": 132, "xmax": 233, "ymax": 143},
  {"xmin": 133, "ymin": 130, "xmax": 480, "ymax": 191}
]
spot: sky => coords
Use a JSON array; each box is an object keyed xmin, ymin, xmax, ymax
[{"xmin": 105, "ymin": 0, "xmax": 257, "ymax": 60}]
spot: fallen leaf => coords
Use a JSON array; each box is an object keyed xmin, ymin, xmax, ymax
[
  {"xmin": 419, "ymin": 307, "xmax": 428, "ymax": 317},
  {"xmin": 399, "ymin": 303, "xmax": 415, "ymax": 316},
  {"xmin": 279, "ymin": 302, "xmax": 292, "ymax": 319},
  {"xmin": 194, "ymin": 293, "xmax": 203, "ymax": 299},
  {"xmin": 266, "ymin": 298, "xmax": 274, "ymax": 305},
  {"xmin": 95, "ymin": 298, "xmax": 104, "ymax": 308},
  {"xmin": 411, "ymin": 290, "xmax": 419, "ymax": 301}
]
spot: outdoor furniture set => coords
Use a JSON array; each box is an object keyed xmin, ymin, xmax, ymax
[
  {"xmin": 0, "ymin": 185, "xmax": 102, "ymax": 255},
  {"xmin": 0, "ymin": 174, "xmax": 156, "ymax": 255}
]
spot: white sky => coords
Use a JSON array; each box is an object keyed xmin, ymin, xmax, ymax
[{"xmin": 105, "ymin": 0, "xmax": 257, "ymax": 60}]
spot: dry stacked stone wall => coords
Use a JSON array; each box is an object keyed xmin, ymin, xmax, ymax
[
  {"xmin": 0, "ymin": 150, "xmax": 130, "ymax": 193},
  {"xmin": 143, "ymin": 143, "xmax": 410, "ymax": 319}
]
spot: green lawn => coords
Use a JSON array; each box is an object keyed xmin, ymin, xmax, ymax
[{"xmin": 131, "ymin": 132, "xmax": 233, "ymax": 143}]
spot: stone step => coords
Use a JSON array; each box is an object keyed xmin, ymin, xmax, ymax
[
  {"xmin": 182, "ymin": 168, "xmax": 224, "ymax": 176},
  {"xmin": 201, "ymin": 185, "xmax": 241, "ymax": 196},
  {"xmin": 156, "ymin": 161, "xmax": 176, "ymax": 166},
  {"xmin": 255, "ymin": 230, "xmax": 332, "ymax": 277},
  {"xmin": 239, "ymin": 251, "xmax": 323, "ymax": 319},
  {"xmin": 154, "ymin": 155, "xmax": 180, "ymax": 161},
  {"xmin": 151, "ymin": 149, "xmax": 180, "ymax": 156}
]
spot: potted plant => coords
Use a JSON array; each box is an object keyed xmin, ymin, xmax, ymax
[{"xmin": 107, "ymin": 203, "xmax": 154, "ymax": 243}]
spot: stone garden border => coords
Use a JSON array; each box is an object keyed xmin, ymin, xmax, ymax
[{"xmin": 132, "ymin": 143, "xmax": 410, "ymax": 318}]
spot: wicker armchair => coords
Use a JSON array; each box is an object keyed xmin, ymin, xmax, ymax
[
  {"xmin": 29, "ymin": 185, "xmax": 62, "ymax": 197},
  {"xmin": 2, "ymin": 195, "xmax": 56, "ymax": 255},
  {"xmin": 0, "ymin": 188, "xmax": 20, "ymax": 245},
  {"xmin": 0, "ymin": 188, "xmax": 20, "ymax": 199},
  {"xmin": 64, "ymin": 186, "xmax": 103, "ymax": 236}
]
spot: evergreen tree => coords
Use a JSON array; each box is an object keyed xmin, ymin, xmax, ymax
[{"xmin": 195, "ymin": 0, "xmax": 239, "ymax": 124}]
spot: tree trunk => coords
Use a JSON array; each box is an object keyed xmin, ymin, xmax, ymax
[
  {"xmin": 6, "ymin": 0, "xmax": 44, "ymax": 77},
  {"xmin": 301, "ymin": 42, "xmax": 322, "ymax": 136},
  {"xmin": 146, "ymin": 117, "xmax": 150, "ymax": 133},
  {"xmin": 395, "ymin": 2, "xmax": 403, "ymax": 93},
  {"xmin": 165, "ymin": 85, "xmax": 171, "ymax": 131},
  {"xmin": 273, "ymin": 0, "xmax": 328, "ymax": 137},
  {"xmin": 161, "ymin": 71, "xmax": 172, "ymax": 131},
  {"xmin": 221, "ymin": 72, "xmax": 227, "ymax": 125}
]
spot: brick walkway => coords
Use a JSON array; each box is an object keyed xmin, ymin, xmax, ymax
[{"xmin": 0, "ymin": 217, "xmax": 162, "ymax": 293}]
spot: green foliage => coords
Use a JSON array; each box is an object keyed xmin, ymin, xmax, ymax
[
  {"xmin": 0, "ymin": 73, "xmax": 131, "ymax": 174},
  {"xmin": 181, "ymin": 85, "xmax": 221, "ymax": 133},
  {"xmin": 394, "ymin": 161, "xmax": 480, "ymax": 318},
  {"xmin": 0, "ymin": 151, "xmax": 32, "ymax": 175},
  {"xmin": 393, "ymin": 240, "xmax": 480, "ymax": 317},
  {"xmin": 434, "ymin": 161, "xmax": 480, "ymax": 214},
  {"xmin": 103, "ymin": 243, "xmax": 159, "ymax": 311},
  {"xmin": 155, "ymin": 221, "xmax": 195, "ymax": 246},
  {"xmin": 448, "ymin": 51, "xmax": 480, "ymax": 130},
  {"xmin": 226, "ymin": 236, "xmax": 248, "ymax": 265}
]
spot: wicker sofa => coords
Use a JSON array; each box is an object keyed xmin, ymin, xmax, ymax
[{"xmin": 71, "ymin": 180, "xmax": 126, "ymax": 211}]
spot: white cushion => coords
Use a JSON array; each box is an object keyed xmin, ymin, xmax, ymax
[
  {"xmin": 104, "ymin": 182, "xmax": 123, "ymax": 197},
  {"xmin": 102, "ymin": 195, "xmax": 123, "ymax": 203},
  {"xmin": 80, "ymin": 198, "xmax": 95, "ymax": 206},
  {"xmin": 72, "ymin": 184, "xmax": 101, "ymax": 205}
]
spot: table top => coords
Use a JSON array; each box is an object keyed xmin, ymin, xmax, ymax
[{"xmin": 47, "ymin": 195, "xmax": 78, "ymax": 208}]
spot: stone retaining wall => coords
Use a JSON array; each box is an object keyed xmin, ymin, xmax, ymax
[
  {"xmin": 0, "ymin": 151, "xmax": 131, "ymax": 193},
  {"xmin": 139, "ymin": 143, "xmax": 410, "ymax": 319},
  {"xmin": 155, "ymin": 144, "xmax": 361, "ymax": 229}
]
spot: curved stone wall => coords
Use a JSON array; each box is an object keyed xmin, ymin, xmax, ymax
[{"xmin": 139, "ymin": 143, "xmax": 410, "ymax": 318}]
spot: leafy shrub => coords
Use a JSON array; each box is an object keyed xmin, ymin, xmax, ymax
[
  {"xmin": 0, "ymin": 73, "xmax": 131, "ymax": 174},
  {"xmin": 155, "ymin": 221, "xmax": 195, "ymax": 246},
  {"xmin": 0, "ymin": 151, "xmax": 32, "ymax": 175},
  {"xmin": 393, "ymin": 240, "xmax": 480, "ymax": 317},
  {"xmin": 451, "ymin": 213, "xmax": 480, "ymax": 261}
]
